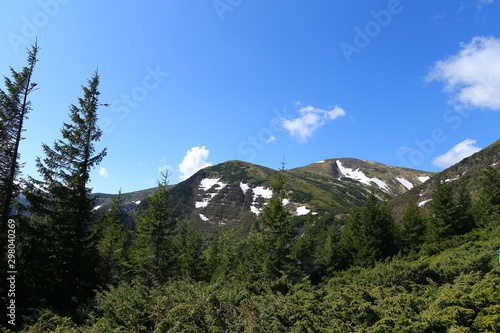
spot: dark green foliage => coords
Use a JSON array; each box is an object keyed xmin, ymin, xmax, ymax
[
  {"xmin": 316, "ymin": 219, "xmax": 343, "ymax": 277},
  {"xmin": 21, "ymin": 71, "xmax": 106, "ymax": 311},
  {"xmin": 246, "ymin": 163, "xmax": 296, "ymax": 281},
  {"xmin": 475, "ymin": 165, "xmax": 500, "ymax": 226},
  {"xmin": 292, "ymin": 213, "xmax": 318, "ymax": 277},
  {"xmin": 132, "ymin": 172, "xmax": 176, "ymax": 283},
  {"xmin": 427, "ymin": 179, "xmax": 457, "ymax": 244},
  {"xmin": 400, "ymin": 190, "xmax": 426, "ymax": 253},
  {"xmin": 0, "ymin": 42, "xmax": 38, "ymax": 234},
  {"xmin": 455, "ymin": 182, "xmax": 475, "ymax": 234},
  {"xmin": 204, "ymin": 228, "xmax": 243, "ymax": 282},
  {"xmin": 94, "ymin": 190, "xmax": 131, "ymax": 285},
  {"xmin": 340, "ymin": 190, "xmax": 396, "ymax": 267},
  {"xmin": 17, "ymin": 157, "xmax": 500, "ymax": 332},
  {"xmin": 176, "ymin": 221, "xmax": 204, "ymax": 281}
]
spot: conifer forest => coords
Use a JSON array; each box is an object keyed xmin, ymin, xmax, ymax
[{"xmin": 2, "ymin": 44, "xmax": 500, "ymax": 332}]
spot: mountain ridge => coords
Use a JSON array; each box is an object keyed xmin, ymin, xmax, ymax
[{"xmin": 92, "ymin": 157, "xmax": 435, "ymax": 241}]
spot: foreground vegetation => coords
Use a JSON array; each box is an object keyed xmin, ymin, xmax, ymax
[
  {"xmin": 2, "ymin": 43, "xmax": 500, "ymax": 332},
  {"xmin": 13, "ymin": 222, "xmax": 500, "ymax": 332}
]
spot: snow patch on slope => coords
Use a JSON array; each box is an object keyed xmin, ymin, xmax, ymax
[
  {"xmin": 93, "ymin": 204, "xmax": 104, "ymax": 211},
  {"xmin": 240, "ymin": 182, "xmax": 249, "ymax": 194},
  {"xmin": 445, "ymin": 176, "xmax": 460, "ymax": 183},
  {"xmin": 253, "ymin": 186, "xmax": 273, "ymax": 199},
  {"xmin": 195, "ymin": 177, "xmax": 227, "ymax": 209},
  {"xmin": 240, "ymin": 183, "xmax": 273, "ymax": 216},
  {"xmin": 336, "ymin": 160, "xmax": 389, "ymax": 192},
  {"xmin": 195, "ymin": 199, "xmax": 210, "ymax": 208},
  {"xmin": 396, "ymin": 177, "xmax": 414, "ymax": 190},
  {"xmin": 418, "ymin": 199, "xmax": 432, "ymax": 207},
  {"xmin": 296, "ymin": 206, "xmax": 310, "ymax": 216},
  {"xmin": 418, "ymin": 176, "xmax": 430, "ymax": 183},
  {"xmin": 199, "ymin": 178, "xmax": 227, "ymax": 191}
]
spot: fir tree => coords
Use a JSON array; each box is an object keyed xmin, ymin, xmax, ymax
[
  {"xmin": 176, "ymin": 221, "xmax": 204, "ymax": 281},
  {"xmin": 247, "ymin": 161, "xmax": 295, "ymax": 280},
  {"xmin": 455, "ymin": 182, "xmax": 474, "ymax": 234},
  {"xmin": 339, "ymin": 190, "xmax": 395, "ymax": 267},
  {"xmin": 292, "ymin": 212, "xmax": 318, "ymax": 276},
  {"xmin": 475, "ymin": 165, "xmax": 500, "ymax": 226},
  {"xmin": 400, "ymin": 191, "xmax": 426, "ymax": 252},
  {"xmin": 316, "ymin": 219, "xmax": 342, "ymax": 276},
  {"xmin": 204, "ymin": 228, "xmax": 242, "ymax": 282},
  {"xmin": 95, "ymin": 190, "xmax": 130, "ymax": 285},
  {"xmin": 426, "ymin": 179, "xmax": 456, "ymax": 244},
  {"xmin": 0, "ymin": 41, "xmax": 39, "ymax": 234},
  {"xmin": 22, "ymin": 71, "xmax": 106, "ymax": 310},
  {"xmin": 132, "ymin": 172, "xmax": 176, "ymax": 283}
]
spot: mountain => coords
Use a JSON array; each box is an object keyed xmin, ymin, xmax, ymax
[
  {"xmin": 92, "ymin": 187, "xmax": 158, "ymax": 212},
  {"xmin": 91, "ymin": 138, "xmax": 500, "ymax": 243},
  {"xmin": 389, "ymin": 140, "xmax": 500, "ymax": 220},
  {"xmin": 107, "ymin": 158, "xmax": 433, "ymax": 240}
]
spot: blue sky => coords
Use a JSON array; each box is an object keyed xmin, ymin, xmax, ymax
[{"xmin": 1, "ymin": 0, "xmax": 500, "ymax": 193}]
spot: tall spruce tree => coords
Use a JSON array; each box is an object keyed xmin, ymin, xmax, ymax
[
  {"xmin": 23, "ymin": 71, "xmax": 106, "ymax": 310},
  {"xmin": 176, "ymin": 221, "xmax": 204, "ymax": 281},
  {"xmin": 292, "ymin": 212, "xmax": 318, "ymax": 276},
  {"xmin": 426, "ymin": 179, "xmax": 456, "ymax": 244},
  {"xmin": 132, "ymin": 172, "xmax": 177, "ymax": 283},
  {"xmin": 246, "ymin": 161, "xmax": 295, "ymax": 280},
  {"xmin": 0, "ymin": 42, "xmax": 39, "ymax": 234},
  {"xmin": 95, "ymin": 190, "xmax": 130, "ymax": 285},
  {"xmin": 339, "ymin": 190, "xmax": 395, "ymax": 267},
  {"xmin": 400, "ymin": 191, "xmax": 426, "ymax": 252},
  {"xmin": 455, "ymin": 182, "xmax": 474, "ymax": 234},
  {"xmin": 316, "ymin": 220, "xmax": 342, "ymax": 277},
  {"xmin": 475, "ymin": 165, "xmax": 500, "ymax": 226}
]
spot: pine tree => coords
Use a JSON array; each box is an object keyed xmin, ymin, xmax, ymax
[
  {"xmin": 455, "ymin": 182, "xmax": 474, "ymax": 234},
  {"xmin": 204, "ymin": 228, "xmax": 242, "ymax": 282},
  {"xmin": 0, "ymin": 42, "xmax": 39, "ymax": 234},
  {"xmin": 132, "ymin": 172, "xmax": 176, "ymax": 283},
  {"xmin": 475, "ymin": 165, "xmax": 500, "ymax": 226},
  {"xmin": 315, "ymin": 220, "xmax": 341, "ymax": 278},
  {"xmin": 95, "ymin": 190, "xmax": 130, "ymax": 285},
  {"xmin": 400, "ymin": 191, "xmax": 426, "ymax": 252},
  {"xmin": 339, "ymin": 191, "xmax": 395, "ymax": 267},
  {"xmin": 292, "ymin": 212, "xmax": 318, "ymax": 276},
  {"xmin": 22, "ymin": 71, "xmax": 106, "ymax": 310},
  {"xmin": 247, "ymin": 161, "xmax": 295, "ymax": 280},
  {"xmin": 426, "ymin": 179, "xmax": 456, "ymax": 244},
  {"xmin": 176, "ymin": 221, "xmax": 204, "ymax": 281}
]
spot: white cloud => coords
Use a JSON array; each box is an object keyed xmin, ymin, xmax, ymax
[
  {"xmin": 266, "ymin": 135, "xmax": 277, "ymax": 144},
  {"xmin": 426, "ymin": 36, "xmax": 500, "ymax": 110},
  {"xmin": 281, "ymin": 105, "xmax": 346, "ymax": 142},
  {"xmin": 178, "ymin": 146, "xmax": 213, "ymax": 181},
  {"xmin": 99, "ymin": 167, "xmax": 109, "ymax": 178},
  {"xmin": 432, "ymin": 139, "xmax": 482, "ymax": 169}
]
